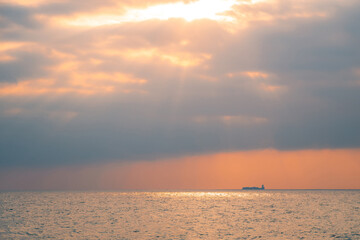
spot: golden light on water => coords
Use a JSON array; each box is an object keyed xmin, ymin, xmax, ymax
[{"xmin": 154, "ymin": 192, "xmax": 241, "ymax": 198}]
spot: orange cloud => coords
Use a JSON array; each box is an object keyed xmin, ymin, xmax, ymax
[
  {"xmin": 192, "ymin": 115, "xmax": 268, "ymax": 126},
  {"xmin": 0, "ymin": 78, "xmax": 94, "ymax": 96},
  {"xmin": 4, "ymin": 0, "xmax": 195, "ymax": 8},
  {"xmin": 0, "ymin": 42, "xmax": 32, "ymax": 52},
  {"xmin": 226, "ymin": 71, "xmax": 285, "ymax": 93},
  {"xmin": 260, "ymin": 83, "xmax": 285, "ymax": 92},
  {"xmin": 244, "ymin": 71, "xmax": 269, "ymax": 79},
  {"xmin": 228, "ymin": 0, "xmax": 330, "ymax": 28},
  {"xmin": 1, "ymin": 0, "xmax": 60, "ymax": 6},
  {"xmin": 52, "ymin": 0, "xmax": 238, "ymax": 27},
  {"xmin": 99, "ymin": 47, "xmax": 211, "ymax": 67},
  {"xmin": 227, "ymin": 71, "xmax": 269, "ymax": 79},
  {"xmin": 0, "ymin": 71, "xmax": 147, "ymax": 97},
  {"xmin": 0, "ymin": 55, "xmax": 15, "ymax": 62},
  {"xmin": 0, "ymin": 41, "xmax": 31, "ymax": 62}
]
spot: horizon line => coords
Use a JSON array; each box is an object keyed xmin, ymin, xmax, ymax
[{"xmin": 1, "ymin": 188, "xmax": 360, "ymax": 192}]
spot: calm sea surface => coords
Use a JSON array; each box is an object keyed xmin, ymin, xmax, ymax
[{"xmin": 0, "ymin": 190, "xmax": 359, "ymax": 239}]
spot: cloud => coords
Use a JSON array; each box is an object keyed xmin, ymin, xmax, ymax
[
  {"xmin": 0, "ymin": 4, "xmax": 41, "ymax": 28},
  {"xmin": 0, "ymin": 0, "xmax": 360, "ymax": 168},
  {"xmin": 0, "ymin": 48, "xmax": 54, "ymax": 82}
]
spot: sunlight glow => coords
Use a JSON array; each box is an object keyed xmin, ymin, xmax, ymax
[
  {"xmin": 63, "ymin": 0, "xmax": 239, "ymax": 27},
  {"xmin": 126, "ymin": 0, "xmax": 237, "ymax": 22}
]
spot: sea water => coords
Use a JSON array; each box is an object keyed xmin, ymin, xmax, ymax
[{"xmin": 0, "ymin": 190, "xmax": 359, "ymax": 239}]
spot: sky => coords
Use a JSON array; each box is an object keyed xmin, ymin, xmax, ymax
[{"xmin": 0, "ymin": 0, "xmax": 359, "ymax": 190}]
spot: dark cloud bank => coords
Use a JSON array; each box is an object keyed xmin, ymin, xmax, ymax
[{"xmin": 0, "ymin": 0, "xmax": 360, "ymax": 167}]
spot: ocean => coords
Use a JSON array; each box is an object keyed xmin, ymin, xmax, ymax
[{"xmin": 0, "ymin": 190, "xmax": 359, "ymax": 239}]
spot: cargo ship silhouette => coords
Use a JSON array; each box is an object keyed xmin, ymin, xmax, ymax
[{"xmin": 242, "ymin": 185, "xmax": 265, "ymax": 190}]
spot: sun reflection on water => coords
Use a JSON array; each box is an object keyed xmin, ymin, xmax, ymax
[{"xmin": 1, "ymin": 191, "xmax": 359, "ymax": 239}]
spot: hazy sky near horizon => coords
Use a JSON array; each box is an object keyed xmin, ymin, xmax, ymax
[{"xmin": 1, "ymin": 0, "xmax": 360, "ymax": 189}]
